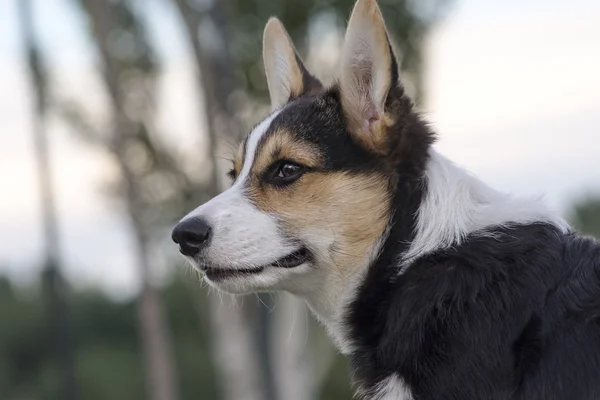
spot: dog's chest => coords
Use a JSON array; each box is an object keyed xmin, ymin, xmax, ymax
[{"xmin": 368, "ymin": 375, "xmax": 413, "ymax": 400}]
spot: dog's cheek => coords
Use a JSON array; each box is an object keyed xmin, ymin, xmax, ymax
[{"xmin": 256, "ymin": 173, "xmax": 391, "ymax": 269}]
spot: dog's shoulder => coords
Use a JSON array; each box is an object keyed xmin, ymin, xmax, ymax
[{"xmin": 349, "ymin": 223, "xmax": 600, "ymax": 399}]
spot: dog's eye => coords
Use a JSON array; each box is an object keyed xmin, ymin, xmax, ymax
[
  {"xmin": 267, "ymin": 161, "xmax": 305, "ymax": 185},
  {"xmin": 278, "ymin": 164, "xmax": 301, "ymax": 179}
]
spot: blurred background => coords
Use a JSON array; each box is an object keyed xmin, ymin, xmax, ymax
[{"xmin": 0, "ymin": 0, "xmax": 599, "ymax": 399}]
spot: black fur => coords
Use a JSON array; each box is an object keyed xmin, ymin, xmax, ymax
[
  {"xmin": 247, "ymin": 84, "xmax": 434, "ymax": 190},
  {"xmin": 246, "ymin": 21, "xmax": 435, "ymax": 187},
  {"xmin": 253, "ymin": 92, "xmax": 382, "ymax": 176},
  {"xmin": 241, "ymin": 85, "xmax": 600, "ymax": 398},
  {"xmin": 248, "ymin": 17, "xmax": 600, "ymax": 399},
  {"xmin": 347, "ymin": 221, "xmax": 600, "ymax": 399}
]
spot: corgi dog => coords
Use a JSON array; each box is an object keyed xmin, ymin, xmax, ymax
[{"xmin": 172, "ymin": 0, "xmax": 600, "ymax": 398}]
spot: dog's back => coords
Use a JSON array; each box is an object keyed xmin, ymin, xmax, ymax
[{"xmin": 348, "ymin": 222, "xmax": 600, "ymax": 399}]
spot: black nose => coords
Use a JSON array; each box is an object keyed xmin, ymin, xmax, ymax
[{"xmin": 171, "ymin": 218, "xmax": 212, "ymax": 257}]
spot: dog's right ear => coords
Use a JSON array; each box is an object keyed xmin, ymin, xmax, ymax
[{"xmin": 263, "ymin": 18, "xmax": 322, "ymax": 111}]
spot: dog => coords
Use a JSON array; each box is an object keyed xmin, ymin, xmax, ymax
[{"xmin": 172, "ymin": 0, "xmax": 600, "ymax": 398}]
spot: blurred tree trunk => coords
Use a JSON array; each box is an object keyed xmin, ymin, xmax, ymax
[
  {"xmin": 270, "ymin": 294, "xmax": 335, "ymax": 400},
  {"xmin": 79, "ymin": 1, "xmax": 179, "ymax": 400},
  {"xmin": 16, "ymin": 1, "xmax": 80, "ymax": 399},
  {"xmin": 171, "ymin": 1, "xmax": 269, "ymax": 400}
]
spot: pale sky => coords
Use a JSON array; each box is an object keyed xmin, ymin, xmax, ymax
[{"xmin": 0, "ymin": 0, "xmax": 599, "ymax": 299}]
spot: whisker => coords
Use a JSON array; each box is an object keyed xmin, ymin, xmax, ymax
[
  {"xmin": 302, "ymin": 303, "xmax": 309, "ymax": 356},
  {"xmin": 286, "ymin": 295, "xmax": 297, "ymax": 348},
  {"xmin": 255, "ymin": 293, "xmax": 274, "ymax": 312}
]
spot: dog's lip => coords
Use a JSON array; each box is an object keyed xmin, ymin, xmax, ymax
[
  {"xmin": 203, "ymin": 266, "xmax": 264, "ymax": 281},
  {"xmin": 201, "ymin": 248, "xmax": 309, "ymax": 281},
  {"xmin": 269, "ymin": 247, "xmax": 309, "ymax": 269}
]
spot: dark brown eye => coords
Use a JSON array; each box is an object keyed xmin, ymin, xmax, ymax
[
  {"xmin": 278, "ymin": 163, "xmax": 301, "ymax": 179},
  {"xmin": 267, "ymin": 161, "xmax": 305, "ymax": 185}
]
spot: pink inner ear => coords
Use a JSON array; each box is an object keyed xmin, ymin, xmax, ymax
[
  {"xmin": 364, "ymin": 104, "xmax": 380, "ymax": 134},
  {"xmin": 353, "ymin": 91, "xmax": 381, "ymax": 135}
]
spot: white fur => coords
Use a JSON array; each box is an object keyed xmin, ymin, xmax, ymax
[
  {"xmin": 182, "ymin": 110, "xmax": 305, "ymax": 292},
  {"xmin": 401, "ymin": 150, "xmax": 570, "ymax": 270},
  {"xmin": 370, "ymin": 375, "xmax": 413, "ymax": 400},
  {"xmin": 236, "ymin": 111, "xmax": 280, "ymax": 183},
  {"xmin": 301, "ymin": 225, "xmax": 391, "ymax": 356}
]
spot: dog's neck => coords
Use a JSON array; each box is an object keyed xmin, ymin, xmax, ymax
[
  {"xmin": 401, "ymin": 150, "xmax": 569, "ymax": 267},
  {"xmin": 293, "ymin": 149, "xmax": 568, "ymax": 355},
  {"xmin": 298, "ymin": 227, "xmax": 390, "ymax": 355}
]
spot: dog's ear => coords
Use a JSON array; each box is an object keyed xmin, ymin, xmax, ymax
[
  {"xmin": 263, "ymin": 18, "xmax": 322, "ymax": 111},
  {"xmin": 340, "ymin": 0, "xmax": 399, "ymax": 152}
]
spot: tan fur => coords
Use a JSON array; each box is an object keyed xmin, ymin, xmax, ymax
[
  {"xmin": 233, "ymin": 143, "xmax": 244, "ymax": 178},
  {"xmin": 232, "ymin": 130, "xmax": 322, "ymax": 179},
  {"xmin": 245, "ymin": 133, "xmax": 390, "ymax": 279},
  {"xmin": 252, "ymin": 129, "xmax": 322, "ymax": 173}
]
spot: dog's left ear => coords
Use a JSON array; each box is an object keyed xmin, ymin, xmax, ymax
[
  {"xmin": 263, "ymin": 18, "xmax": 322, "ymax": 111},
  {"xmin": 340, "ymin": 0, "xmax": 399, "ymax": 152}
]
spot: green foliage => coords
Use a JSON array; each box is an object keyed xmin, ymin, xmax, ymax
[
  {"xmin": 0, "ymin": 275, "xmax": 219, "ymax": 399},
  {"xmin": 0, "ymin": 278, "xmax": 50, "ymax": 399},
  {"xmin": 77, "ymin": 346, "xmax": 144, "ymax": 400},
  {"xmin": 0, "ymin": 273, "xmax": 363, "ymax": 399},
  {"xmin": 570, "ymin": 196, "xmax": 600, "ymax": 238},
  {"xmin": 320, "ymin": 354, "xmax": 354, "ymax": 399}
]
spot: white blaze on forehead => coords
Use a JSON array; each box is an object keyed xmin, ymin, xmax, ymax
[{"xmin": 235, "ymin": 110, "xmax": 282, "ymax": 186}]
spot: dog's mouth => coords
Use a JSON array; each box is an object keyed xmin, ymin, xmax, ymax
[
  {"xmin": 203, "ymin": 266, "xmax": 263, "ymax": 281},
  {"xmin": 202, "ymin": 247, "xmax": 309, "ymax": 281}
]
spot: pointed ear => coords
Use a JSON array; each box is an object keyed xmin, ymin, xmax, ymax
[
  {"xmin": 263, "ymin": 18, "xmax": 322, "ymax": 111},
  {"xmin": 340, "ymin": 0, "xmax": 398, "ymax": 151}
]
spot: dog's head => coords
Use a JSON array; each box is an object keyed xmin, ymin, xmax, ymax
[{"xmin": 172, "ymin": 0, "xmax": 432, "ymax": 297}]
